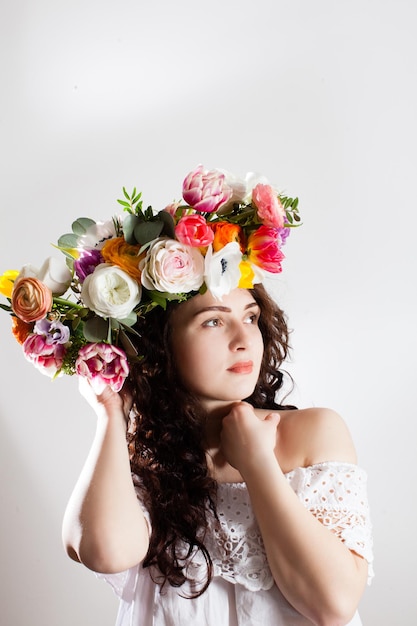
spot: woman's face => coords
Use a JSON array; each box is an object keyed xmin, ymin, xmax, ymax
[{"xmin": 169, "ymin": 288, "xmax": 264, "ymax": 412}]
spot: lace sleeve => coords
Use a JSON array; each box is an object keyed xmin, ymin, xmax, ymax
[{"xmin": 286, "ymin": 462, "xmax": 374, "ymax": 583}]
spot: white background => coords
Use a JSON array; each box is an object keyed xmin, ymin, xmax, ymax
[{"xmin": 1, "ymin": 1, "xmax": 416, "ymax": 624}]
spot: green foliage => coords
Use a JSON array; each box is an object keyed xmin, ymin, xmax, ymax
[
  {"xmin": 119, "ymin": 187, "xmax": 176, "ymax": 247},
  {"xmin": 280, "ymin": 195, "xmax": 302, "ymax": 226}
]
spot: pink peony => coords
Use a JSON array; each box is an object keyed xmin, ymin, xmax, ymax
[
  {"xmin": 252, "ymin": 184, "xmax": 286, "ymax": 228},
  {"xmin": 75, "ymin": 342, "xmax": 129, "ymax": 393},
  {"xmin": 182, "ymin": 165, "xmax": 233, "ymax": 213},
  {"xmin": 175, "ymin": 214, "xmax": 214, "ymax": 248},
  {"xmin": 247, "ymin": 226, "xmax": 285, "ymax": 273},
  {"xmin": 23, "ymin": 332, "xmax": 66, "ymax": 376}
]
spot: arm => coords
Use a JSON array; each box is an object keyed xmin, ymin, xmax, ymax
[
  {"xmin": 62, "ymin": 379, "xmax": 150, "ymax": 573},
  {"xmin": 220, "ymin": 404, "xmax": 368, "ymax": 626}
]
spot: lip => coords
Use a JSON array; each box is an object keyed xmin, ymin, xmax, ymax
[{"xmin": 227, "ymin": 360, "xmax": 254, "ymax": 374}]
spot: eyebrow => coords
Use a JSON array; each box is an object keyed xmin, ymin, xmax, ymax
[{"xmin": 192, "ymin": 302, "xmax": 259, "ymax": 317}]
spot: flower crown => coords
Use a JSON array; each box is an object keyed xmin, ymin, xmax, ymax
[{"xmin": 0, "ymin": 165, "xmax": 300, "ymax": 393}]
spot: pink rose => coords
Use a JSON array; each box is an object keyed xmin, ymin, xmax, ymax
[
  {"xmin": 75, "ymin": 342, "xmax": 129, "ymax": 393},
  {"xmin": 252, "ymin": 184, "xmax": 286, "ymax": 228},
  {"xmin": 182, "ymin": 165, "xmax": 233, "ymax": 213},
  {"xmin": 175, "ymin": 214, "xmax": 214, "ymax": 247},
  {"xmin": 140, "ymin": 238, "xmax": 205, "ymax": 293},
  {"xmin": 23, "ymin": 333, "xmax": 66, "ymax": 376},
  {"xmin": 247, "ymin": 226, "xmax": 285, "ymax": 273}
]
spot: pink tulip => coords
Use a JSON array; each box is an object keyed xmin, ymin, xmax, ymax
[
  {"xmin": 247, "ymin": 226, "xmax": 285, "ymax": 273},
  {"xmin": 75, "ymin": 342, "xmax": 129, "ymax": 393},
  {"xmin": 175, "ymin": 214, "xmax": 214, "ymax": 247},
  {"xmin": 182, "ymin": 165, "xmax": 233, "ymax": 213},
  {"xmin": 23, "ymin": 333, "xmax": 66, "ymax": 376}
]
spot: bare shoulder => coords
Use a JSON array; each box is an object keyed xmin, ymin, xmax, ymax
[{"xmin": 277, "ymin": 407, "xmax": 358, "ymax": 471}]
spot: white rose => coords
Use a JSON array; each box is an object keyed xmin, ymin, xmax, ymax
[
  {"xmin": 140, "ymin": 238, "xmax": 204, "ymax": 293},
  {"xmin": 203, "ymin": 242, "xmax": 242, "ymax": 299},
  {"xmin": 18, "ymin": 256, "xmax": 72, "ymax": 296},
  {"xmin": 81, "ymin": 263, "xmax": 141, "ymax": 319}
]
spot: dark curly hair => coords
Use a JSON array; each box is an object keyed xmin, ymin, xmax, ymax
[{"xmin": 127, "ymin": 284, "xmax": 295, "ymax": 596}]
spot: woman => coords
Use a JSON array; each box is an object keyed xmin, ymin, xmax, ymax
[
  {"xmin": 0, "ymin": 164, "xmax": 373, "ymax": 625},
  {"xmin": 62, "ymin": 284, "xmax": 373, "ymax": 626}
]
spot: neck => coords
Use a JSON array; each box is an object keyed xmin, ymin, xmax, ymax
[{"xmin": 202, "ymin": 401, "xmax": 238, "ymax": 447}]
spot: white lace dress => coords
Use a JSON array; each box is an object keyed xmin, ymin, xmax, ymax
[{"xmin": 97, "ymin": 462, "xmax": 374, "ymax": 626}]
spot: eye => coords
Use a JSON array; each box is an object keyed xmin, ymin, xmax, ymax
[
  {"xmin": 202, "ymin": 317, "xmax": 222, "ymax": 328},
  {"xmin": 244, "ymin": 312, "xmax": 260, "ymax": 325}
]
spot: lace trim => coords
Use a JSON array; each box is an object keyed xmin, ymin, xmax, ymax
[
  {"xmin": 122, "ymin": 462, "xmax": 374, "ymax": 594},
  {"xmin": 207, "ymin": 462, "xmax": 374, "ymax": 590}
]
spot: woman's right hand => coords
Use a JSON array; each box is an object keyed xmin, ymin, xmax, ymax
[{"xmin": 78, "ymin": 376, "xmax": 133, "ymax": 422}]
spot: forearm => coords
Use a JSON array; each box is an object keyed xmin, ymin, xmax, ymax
[
  {"xmin": 62, "ymin": 409, "xmax": 149, "ymax": 573},
  {"xmin": 243, "ymin": 455, "xmax": 367, "ymax": 626}
]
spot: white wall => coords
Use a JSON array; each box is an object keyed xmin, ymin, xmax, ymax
[{"xmin": 1, "ymin": 1, "xmax": 416, "ymax": 624}]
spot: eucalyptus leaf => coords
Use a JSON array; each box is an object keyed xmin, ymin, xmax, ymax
[
  {"xmin": 119, "ymin": 330, "xmax": 139, "ymax": 357},
  {"xmin": 118, "ymin": 311, "xmax": 137, "ymax": 327},
  {"xmin": 157, "ymin": 210, "xmax": 176, "ymax": 238},
  {"xmin": 83, "ymin": 316, "xmax": 109, "ymax": 342},
  {"xmin": 123, "ymin": 213, "xmax": 141, "ymax": 244},
  {"xmin": 58, "ymin": 233, "xmax": 79, "ymax": 249},
  {"xmin": 72, "ymin": 217, "xmax": 96, "ymax": 236},
  {"xmin": 134, "ymin": 220, "xmax": 164, "ymax": 245}
]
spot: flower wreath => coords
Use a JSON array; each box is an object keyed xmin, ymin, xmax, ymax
[{"xmin": 0, "ymin": 165, "xmax": 301, "ymax": 393}]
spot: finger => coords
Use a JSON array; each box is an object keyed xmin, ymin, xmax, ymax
[{"xmin": 265, "ymin": 412, "xmax": 281, "ymax": 426}]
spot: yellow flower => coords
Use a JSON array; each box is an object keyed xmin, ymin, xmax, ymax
[
  {"xmin": 238, "ymin": 260, "xmax": 255, "ymax": 289},
  {"xmin": 0, "ymin": 270, "xmax": 19, "ymax": 298}
]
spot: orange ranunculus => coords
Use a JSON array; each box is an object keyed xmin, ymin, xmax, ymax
[
  {"xmin": 210, "ymin": 222, "xmax": 245, "ymax": 252},
  {"xmin": 11, "ymin": 316, "xmax": 33, "ymax": 344},
  {"xmin": 11, "ymin": 277, "xmax": 53, "ymax": 323},
  {"xmin": 101, "ymin": 237, "xmax": 144, "ymax": 281}
]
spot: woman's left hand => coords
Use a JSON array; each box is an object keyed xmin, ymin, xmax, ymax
[{"xmin": 220, "ymin": 402, "xmax": 280, "ymax": 473}]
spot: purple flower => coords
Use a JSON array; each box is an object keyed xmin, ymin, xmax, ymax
[
  {"xmin": 34, "ymin": 318, "xmax": 70, "ymax": 344},
  {"xmin": 278, "ymin": 227, "xmax": 291, "ymax": 246},
  {"xmin": 74, "ymin": 249, "xmax": 103, "ymax": 282}
]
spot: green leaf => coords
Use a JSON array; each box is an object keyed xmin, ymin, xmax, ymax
[
  {"xmin": 157, "ymin": 210, "xmax": 176, "ymax": 238},
  {"xmin": 117, "ymin": 199, "xmax": 131, "ymax": 208},
  {"xmin": 0, "ymin": 302, "xmax": 12, "ymax": 312},
  {"xmin": 83, "ymin": 316, "xmax": 109, "ymax": 342},
  {"xmin": 118, "ymin": 311, "xmax": 137, "ymax": 327},
  {"xmin": 57, "ymin": 233, "xmax": 79, "ymax": 249},
  {"xmin": 123, "ymin": 213, "xmax": 141, "ymax": 244},
  {"xmin": 72, "ymin": 217, "xmax": 96, "ymax": 236},
  {"xmin": 119, "ymin": 329, "xmax": 139, "ymax": 357},
  {"xmin": 123, "ymin": 187, "xmax": 130, "ymax": 201},
  {"xmin": 134, "ymin": 220, "xmax": 164, "ymax": 245}
]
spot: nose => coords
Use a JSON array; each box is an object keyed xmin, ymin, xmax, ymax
[{"xmin": 229, "ymin": 322, "xmax": 251, "ymax": 351}]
